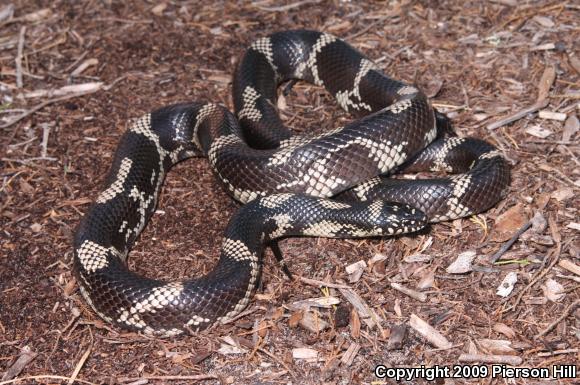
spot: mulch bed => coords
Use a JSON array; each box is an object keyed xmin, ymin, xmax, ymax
[{"xmin": 1, "ymin": 1, "xmax": 578, "ymax": 384}]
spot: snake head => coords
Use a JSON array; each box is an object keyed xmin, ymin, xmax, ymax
[{"xmin": 365, "ymin": 200, "xmax": 427, "ymax": 236}]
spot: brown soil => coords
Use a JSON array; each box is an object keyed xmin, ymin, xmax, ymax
[{"xmin": 1, "ymin": 1, "xmax": 578, "ymax": 384}]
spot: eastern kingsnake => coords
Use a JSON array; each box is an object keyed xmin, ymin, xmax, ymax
[{"xmin": 73, "ymin": 30, "xmax": 510, "ymax": 336}]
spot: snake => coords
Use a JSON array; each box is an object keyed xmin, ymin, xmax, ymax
[{"xmin": 73, "ymin": 30, "xmax": 510, "ymax": 336}]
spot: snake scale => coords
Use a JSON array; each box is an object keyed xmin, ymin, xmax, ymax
[{"xmin": 73, "ymin": 30, "xmax": 510, "ymax": 336}]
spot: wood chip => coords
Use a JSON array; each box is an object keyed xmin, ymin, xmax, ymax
[
  {"xmin": 350, "ymin": 307, "xmax": 361, "ymax": 338},
  {"xmin": 298, "ymin": 310, "xmax": 329, "ymax": 333},
  {"xmin": 22, "ymin": 8, "xmax": 52, "ymax": 22},
  {"xmin": 0, "ymin": 4, "xmax": 14, "ymax": 23},
  {"xmin": 558, "ymin": 259, "xmax": 580, "ymax": 276},
  {"xmin": 496, "ymin": 272, "xmax": 518, "ymax": 297},
  {"xmin": 288, "ymin": 310, "xmax": 303, "ymax": 328},
  {"xmin": 570, "ymin": 55, "xmax": 580, "ymax": 75},
  {"xmin": 345, "ymin": 260, "xmax": 367, "ymax": 283},
  {"xmin": 151, "ymin": 3, "xmax": 167, "ymax": 16},
  {"xmin": 71, "ymin": 58, "xmax": 99, "ymax": 76},
  {"xmin": 408, "ymin": 313, "xmax": 452, "ymax": 349},
  {"xmin": 567, "ymin": 222, "xmax": 580, "ymax": 231},
  {"xmin": 340, "ymin": 342, "xmax": 360, "ymax": 366},
  {"xmin": 416, "ymin": 268, "xmax": 435, "ymax": 290},
  {"xmin": 478, "ymin": 339, "xmax": 517, "ymax": 355},
  {"xmin": 24, "ymin": 82, "xmax": 104, "ymax": 99},
  {"xmin": 387, "ymin": 324, "xmax": 407, "ymax": 350},
  {"xmin": 537, "ymin": 65, "xmax": 556, "ymax": 102},
  {"xmin": 493, "ymin": 323, "xmax": 516, "ymax": 339},
  {"xmin": 446, "ymin": 250, "xmax": 477, "ymax": 274},
  {"xmin": 403, "ymin": 253, "xmax": 433, "ymax": 263},
  {"xmin": 539, "ymin": 110, "xmax": 567, "ymax": 121},
  {"xmin": 218, "ymin": 336, "xmax": 247, "ymax": 355},
  {"xmin": 551, "ymin": 187, "xmax": 574, "ymax": 202},
  {"xmin": 530, "ymin": 43, "xmax": 556, "ymax": 51},
  {"xmin": 292, "ymin": 347, "xmax": 320, "ymax": 362},
  {"xmin": 562, "ymin": 115, "xmax": 579, "ymax": 141},
  {"xmin": 339, "ymin": 287, "xmax": 383, "ymax": 329},
  {"xmin": 491, "ymin": 203, "xmax": 528, "ymax": 242},
  {"xmin": 1, "ymin": 346, "xmax": 37, "ymax": 381},
  {"xmin": 533, "ymin": 16, "xmax": 555, "ymax": 28},
  {"xmin": 390, "ymin": 282, "xmax": 427, "ymax": 302}
]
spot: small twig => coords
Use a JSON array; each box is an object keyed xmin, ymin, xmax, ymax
[
  {"xmin": 537, "ymin": 348, "xmax": 579, "ymax": 357},
  {"xmin": 117, "ymin": 374, "xmax": 218, "ymax": 383},
  {"xmin": 2, "ymin": 157, "xmax": 57, "ymax": 164},
  {"xmin": 408, "ymin": 313, "xmax": 452, "ymax": 349},
  {"xmin": 221, "ymin": 306, "xmax": 263, "ymax": 325},
  {"xmin": 252, "ymin": 0, "xmax": 321, "ymax": 12},
  {"xmin": 0, "ymin": 376, "xmax": 96, "ymax": 385},
  {"xmin": 486, "ymin": 100, "xmax": 548, "ymax": 130},
  {"xmin": 15, "ymin": 26, "xmax": 26, "ymax": 88},
  {"xmin": 535, "ymin": 299, "xmax": 580, "ymax": 339},
  {"xmin": 458, "ymin": 354, "xmax": 522, "ymax": 365},
  {"xmin": 257, "ymin": 348, "xmax": 297, "ymax": 379},
  {"xmin": 503, "ymin": 224, "xmax": 563, "ymax": 313},
  {"xmin": 489, "ymin": 221, "xmax": 533, "ymax": 263},
  {"xmin": 390, "ymin": 282, "xmax": 427, "ymax": 302},
  {"xmin": 0, "ymin": 89, "xmax": 101, "ymax": 129},
  {"xmin": 298, "ymin": 276, "xmax": 351, "ymax": 289},
  {"xmin": 527, "ymin": 140, "xmax": 578, "ymax": 145},
  {"xmin": 68, "ymin": 341, "xmax": 92, "ymax": 385},
  {"xmin": 347, "ymin": 15, "xmax": 390, "ymax": 40}
]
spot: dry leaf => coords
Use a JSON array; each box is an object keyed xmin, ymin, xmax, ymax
[
  {"xmin": 22, "ymin": 8, "xmax": 51, "ymax": 22},
  {"xmin": 525, "ymin": 125, "xmax": 552, "ymax": 138},
  {"xmin": 446, "ymin": 250, "xmax": 476, "ymax": 274},
  {"xmin": 409, "ymin": 313, "xmax": 452, "ymax": 349},
  {"xmin": 478, "ymin": 339, "xmax": 517, "ymax": 355},
  {"xmin": 533, "ymin": 16, "xmax": 555, "ymax": 28},
  {"xmin": 493, "ymin": 323, "xmax": 516, "ymax": 339},
  {"xmin": 416, "ymin": 269, "xmax": 435, "ymax": 290},
  {"xmin": 218, "ymin": 336, "xmax": 247, "ymax": 355},
  {"xmin": 542, "ymin": 278, "xmax": 565, "ymax": 302},
  {"xmin": 298, "ymin": 310, "xmax": 329, "ymax": 333},
  {"xmin": 29, "ymin": 223, "xmax": 42, "ymax": 232},
  {"xmin": 492, "ymin": 204, "xmax": 528, "ymax": 242},
  {"xmin": 151, "ymin": 3, "xmax": 167, "ymax": 16},
  {"xmin": 497, "ymin": 272, "xmax": 518, "ymax": 297},
  {"xmin": 562, "ymin": 115, "xmax": 579, "ymax": 141},
  {"xmin": 552, "ymin": 187, "xmax": 574, "ymax": 202},
  {"xmin": 288, "ymin": 310, "xmax": 303, "ymax": 328}
]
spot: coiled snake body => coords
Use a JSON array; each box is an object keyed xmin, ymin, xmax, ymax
[{"xmin": 74, "ymin": 30, "xmax": 509, "ymax": 336}]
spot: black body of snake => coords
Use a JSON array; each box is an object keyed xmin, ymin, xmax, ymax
[{"xmin": 73, "ymin": 30, "xmax": 510, "ymax": 336}]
